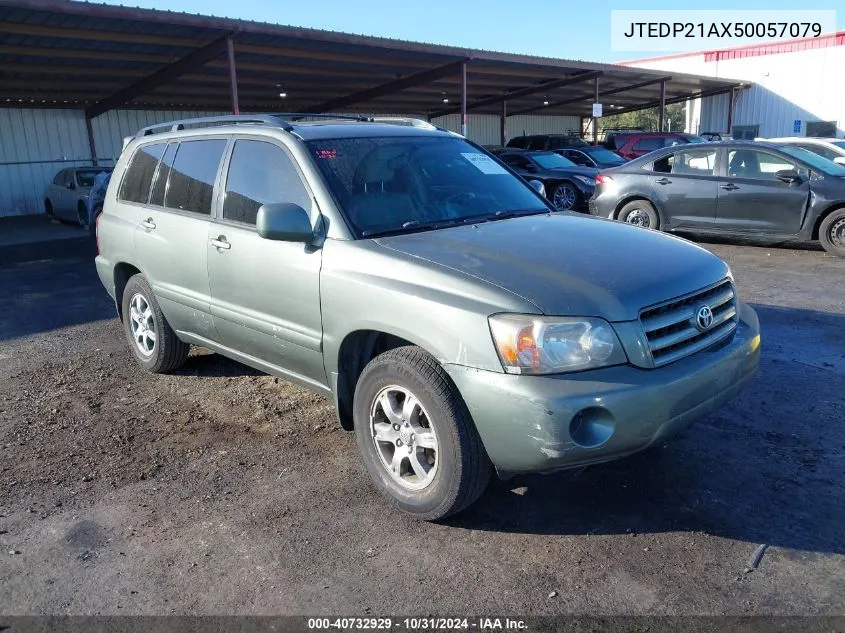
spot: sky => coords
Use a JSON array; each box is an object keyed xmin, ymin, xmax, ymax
[{"xmin": 100, "ymin": 0, "xmax": 844, "ymax": 62}]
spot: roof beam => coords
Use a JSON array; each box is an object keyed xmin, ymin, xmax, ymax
[
  {"xmin": 606, "ymin": 85, "xmax": 741, "ymax": 117},
  {"xmin": 85, "ymin": 36, "xmax": 232, "ymax": 119},
  {"xmin": 508, "ymin": 75, "xmax": 673, "ymax": 116},
  {"xmin": 304, "ymin": 59, "xmax": 469, "ymax": 113},
  {"xmin": 429, "ymin": 70, "xmax": 602, "ymax": 117}
]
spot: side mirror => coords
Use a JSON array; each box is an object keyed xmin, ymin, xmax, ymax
[
  {"xmin": 524, "ymin": 163, "xmax": 538, "ymax": 171},
  {"xmin": 833, "ymin": 156, "xmax": 845, "ymax": 166},
  {"xmin": 256, "ymin": 202, "xmax": 314, "ymax": 242},
  {"xmin": 66, "ymin": 181, "xmax": 76, "ymax": 190},
  {"xmin": 775, "ymin": 168, "xmax": 800, "ymax": 183},
  {"xmin": 528, "ymin": 180, "xmax": 546, "ymax": 197}
]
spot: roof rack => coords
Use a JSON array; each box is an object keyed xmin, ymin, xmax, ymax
[{"xmin": 135, "ymin": 113, "xmax": 372, "ymax": 138}]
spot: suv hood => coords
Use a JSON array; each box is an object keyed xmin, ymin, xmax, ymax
[{"xmin": 376, "ymin": 214, "xmax": 729, "ymax": 322}]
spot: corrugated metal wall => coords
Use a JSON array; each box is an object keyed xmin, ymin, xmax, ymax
[
  {"xmin": 0, "ymin": 109, "xmax": 93, "ymax": 216},
  {"xmin": 1, "ymin": 108, "xmax": 583, "ymax": 216},
  {"xmin": 629, "ymin": 43, "xmax": 845, "ymax": 138}
]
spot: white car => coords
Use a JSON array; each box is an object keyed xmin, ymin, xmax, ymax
[{"xmin": 762, "ymin": 137, "xmax": 845, "ymax": 166}]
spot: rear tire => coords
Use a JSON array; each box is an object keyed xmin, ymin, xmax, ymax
[
  {"xmin": 353, "ymin": 346, "xmax": 491, "ymax": 521},
  {"xmin": 819, "ymin": 209, "xmax": 845, "ymax": 257},
  {"xmin": 121, "ymin": 274, "xmax": 190, "ymax": 373},
  {"xmin": 618, "ymin": 199, "xmax": 660, "ymax": 229},
  {"xmin": 77, "ymin": 202, "xmax": 90, "ymax": 229}
]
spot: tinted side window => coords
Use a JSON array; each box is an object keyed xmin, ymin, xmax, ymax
[
  {"xmin": 222, "ymin": 140, "xmax": 309, "ymax": 225},
  {"xmin": 501, "ymin": 154, "xmax": 531, "ymax": 169},
  {"xmin": 633, "ymin": 137, "xmax": 663, "ymax": 151},
  {"xmin": 149, "ymin": 142, "xmax": 178, "ymax": 207},
  {"xmin": 670, "ymin": 149, "xmax": 718, "ymax": 175},
  {"xmin": 53, "ymin": 170, "xmax": 65, "ymax": 185},
  {"xmin": 506, "ymin": 137, "xmax": 527, "ymax": 149},
  {"xmin": 119, "ymin": 144, "xmax": 166, "ymax": 204},
  {"xmin": 527, "ymin": 137, "xmax": 547, "ymax": 150},
  {"xmin": 563, "ymin": 150, "xmax": 590, "ymax": 166},
  {"xmin": 164, "ymin": 139, "xmax": 227, "ymax": 215}
]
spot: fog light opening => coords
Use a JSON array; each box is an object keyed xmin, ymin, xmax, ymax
[{"xmin": 569, "ymin": 407, "xmax": 615, "ymax": 449}]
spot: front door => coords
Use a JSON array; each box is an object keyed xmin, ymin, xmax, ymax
[
  {"xmin": 130, "ymin": 138, "xmax": 228, "ymax": 340},
  {"xmin": 648, "ymin": 147, "xmax": 720, "ymax": 229},
  {"xmin": 206, "ymin": 137, "xmax": 326, "ymax": 389},
  {"xmin": 716, "ymin": 148, "xmax": 810, "ymax": 234}
]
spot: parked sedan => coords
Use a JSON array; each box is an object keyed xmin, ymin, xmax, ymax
[
  {"xmin": 589, "ymin": 140, "xmax": 845, "ymax": 257},
  {"xmin": 764, "ymin": 137, "xmax": 845, "ymax": 166},
  {"xmin": 494, "ymin": 149, "xmax": 597, "ymax": 211},
  {"xmin": 555, "ymin": 146, "xmax": 627, "ymax": 169},
  {"xmin": 45, "ymin": 167, "xmax": 113, "ymax": 229}
]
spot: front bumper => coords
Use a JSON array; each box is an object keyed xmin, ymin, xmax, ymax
[{"xmin": 445, "ymin": 302, "xmax": 760, "ymax": 475}]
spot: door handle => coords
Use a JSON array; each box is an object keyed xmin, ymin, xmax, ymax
[
  {"xmin": 141, "ymin": 218, "xmax": 156, "ymax": 230},
  {"xmin": 720, "ymin": 183, "xmax": 740, "ymax": 191},
  {"xmin": 655, "ymin": 177, "xmax": 672, "ymax": 185},
  {"xmin": 210, "ymin": 236, "xmax": 231, "ymax": 250}
]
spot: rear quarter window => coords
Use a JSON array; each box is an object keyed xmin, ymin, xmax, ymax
[
  {"xmin": 118, "ymin": 143, "xmax": 166, "ymax": 204},
  {"xmin": 163, "ymin": 139, "xmax": 228, "ymax": 215}
]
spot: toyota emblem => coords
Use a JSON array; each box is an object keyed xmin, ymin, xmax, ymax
[{"xmin": 695, "ymin": 305, "xmax": 714, "ymax": 331}]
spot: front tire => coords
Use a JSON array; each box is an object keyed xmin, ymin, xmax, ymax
[
  {"xmin": 819, "ymin": 209, "xmax": 845, "ymax": 257},
  {"xmin": 121, "ymin": 274, "xmax": 190, "ymax": 373},
  {"xmin": 551, "ymin": 182, "xmax": 579, "ymax": 211},
  {"xmin": 353, "ymin": 346, "xmax": 491, "ymax": 521},
  {"xmin": 618, "ymin": 199, "xmax": 660, "ymax": 229}
]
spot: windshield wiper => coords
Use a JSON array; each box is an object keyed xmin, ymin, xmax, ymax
[
  {"xmin": 361, "ymin": 218, "xmax": 462, "ymax": 238},
  {"xmin": 460, "ymin": 208, "xmax": 549, "ymax": 224}
]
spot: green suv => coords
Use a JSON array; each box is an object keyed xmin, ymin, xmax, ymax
[{"xmin": 95, "ymin": 115, "xmax": 761, "ymax": 520}]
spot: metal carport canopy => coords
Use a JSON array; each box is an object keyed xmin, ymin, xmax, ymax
[{"xmin": 0, "ymin": 0, "xmax": 743, "ymax": 121}]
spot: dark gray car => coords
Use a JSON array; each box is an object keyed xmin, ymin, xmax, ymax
[
  {"xmin": 95, "ymin": 115, "xmax": 761, "ymax": 520},
  {"xmin": 590, "ymin": 140, "xmax": 845, "ymax": 257}
]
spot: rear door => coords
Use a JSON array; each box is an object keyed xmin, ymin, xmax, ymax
[
  {"xmin": 648, "ymin": 147, "xmax": 720, "ymax": 229},
  {"xmin": 715, "ymin": 147, "xmax": 810, "ymax": 234},
  {"xmin": 130, "ymin": 137, "xmax": 228, "ymax": 340},
  {"xmin": 206, "ymin": 137, "xmax": 326, "ymax": 388}
]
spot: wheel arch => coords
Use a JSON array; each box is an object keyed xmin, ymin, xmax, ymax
[
  {"xmin": 113, "ymin": 262, "xmax": 142, "ymax": 321},
  {"xmin": 333, "ymin": 329, "xmax": 441, "ymax": 431}
]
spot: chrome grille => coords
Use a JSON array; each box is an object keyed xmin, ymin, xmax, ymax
[{"xmin": 640, "ymin": 279, "xmax": 738, "ymax": 367}]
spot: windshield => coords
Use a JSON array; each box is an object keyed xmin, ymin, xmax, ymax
[
  {"xmin": 307, "ymin": 136, "xmax": 549, "ymax": 237},
  {"xmin": 778, "ymin": 145, "xmax": 845, "ymax": 176},
  {"xmin": 683, "ymin": 136, "xmax": 706, "ymax": 144},
  {"xmin": 531, "ymin": 152, "xmax": 577, "ymax": 169},
  {"xmin": 75, "ymin": 169, "xmax": 110, "ymax": 187},
  {"xmin": 583, "ymin": 147, "xmax": 626, "ymax": 164},
  {"xmin": 832, "ymin": 141, "xmax": 845, "ymax": 150}
]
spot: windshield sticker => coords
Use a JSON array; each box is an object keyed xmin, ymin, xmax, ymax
[
  {"xmin": 461, "ymin": 152, "xmax": 508, "ymax": 175},
  {"xmin": 315, "ymin": 149, "xmax": 337, "ymax": 159}
]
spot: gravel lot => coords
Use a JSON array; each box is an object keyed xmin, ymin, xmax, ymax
[{"xmin": 1, "ymin": 234, "xmax": 844, "ymax": 616}]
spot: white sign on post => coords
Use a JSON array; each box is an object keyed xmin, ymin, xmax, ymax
[{"xmin": 592, "ymin": 103, "xmax": 603, "ymax": 118}]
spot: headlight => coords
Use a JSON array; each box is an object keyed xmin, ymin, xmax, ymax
[
  {"xmin": 488, "ymin": 314, "xmax": 627, "ymax": 375},
  {"xmin": 573, "ymin": 175, "xmax": 595, "ymax": 187}
]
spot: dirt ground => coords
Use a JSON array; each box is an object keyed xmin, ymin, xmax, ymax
[{"xmin": 1, "ymin": 234, "xmax": 844, "ymax": 616}]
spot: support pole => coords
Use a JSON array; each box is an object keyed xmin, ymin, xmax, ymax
[
  {"xmin": 460, "ymin": 61, "xmax": 467, "ymax": 137},
  {"xmin": 658, "ymin": 79, "xmax": 667, "ymax": 132},
  {"xmin": 500, "ymin": 99, "xmax": 507, "ymax": 146},
  {"xmin": 226, "ymin": 36, "xmax": 240, "ymax": 115},
  {"xmin": 592, "ymin": 75, "xmax": 600, "ymax": 145},
  {"xmin": 726, "ymin": 87, "xmax": 736, "ymax": 135},
  {"xmin": 85, "ymin": 116, "xmax": 97, "ymax": 167}
]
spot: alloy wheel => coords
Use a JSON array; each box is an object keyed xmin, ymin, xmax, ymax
[
  {"xmin": 129, "ymin": 293, "xmax": 157, "ymax": 357},
  {"xmin": 370, "ymin": 385, "xmax": 439, "ymax": 491},
  {"xmin": 553, "ymin": 184, "xmax": 577, "ymax": 211}
]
